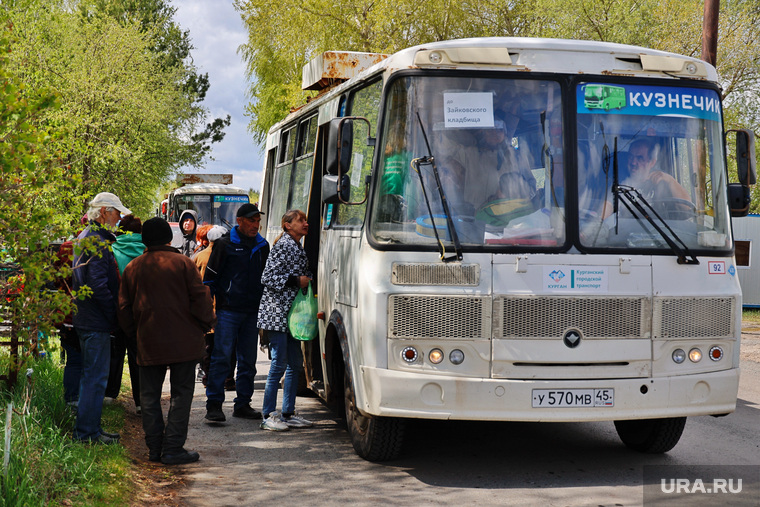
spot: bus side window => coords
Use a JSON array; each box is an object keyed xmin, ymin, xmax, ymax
[{"xmin": 333, "ymin": 79, "xmax": 382, "ymax": 227}]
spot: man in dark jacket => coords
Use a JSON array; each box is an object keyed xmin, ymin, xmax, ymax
[
  {"xmin": 72, "ymin": 192, "xmax": 131, "ymax": 444},
  {"xmin": 118, "ymin": 217, "xmax": 215, "ymax": 465},
  {"xmin": 178, "ymin": 209, "xmax": 198, "ymax": 257},
  {"xmin": 202, "ymin": 203, "xmax": 269, "ymax": 422}
]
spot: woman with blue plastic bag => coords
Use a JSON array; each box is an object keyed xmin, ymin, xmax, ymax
[{"xmin": 257, "ymin": 209, "xmax": 314, "ymax": 431}]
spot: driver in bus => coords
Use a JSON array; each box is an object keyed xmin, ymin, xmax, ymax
[{"xmin": 621, "ymin": 138, "xmax": 691, "ymax": 203}]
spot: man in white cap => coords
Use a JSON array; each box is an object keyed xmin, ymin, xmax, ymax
[{"xmin": 72, "ymin": 192, "xmax": 131, "ymax": 444}]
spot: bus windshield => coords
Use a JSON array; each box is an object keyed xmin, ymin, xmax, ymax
[
  {"xmin": 370, "ymin": 75, "xmax": 565, "ymax": 248},
  {"xmin": 577, "ymin": 83, "xmax": 730, "ymax": 253},
  {"xmin": 369, "ymin": 76, "xmax": 731, "ymax": 255}
]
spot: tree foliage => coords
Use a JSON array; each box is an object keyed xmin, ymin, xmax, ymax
[
  {"xmin": 5, "ymin": 0, "xmax": 229, "ymax": 216},
  {"xmin": 0, "ymin": 0, "xmax": 229, "ymax": 373},
  {"xmin": 0, "ymin": 18, "xmax": 73, "ymax": 354},
  {"xmin": 236, "ymin": 0, "xmax": 760, "ymax": 209}
]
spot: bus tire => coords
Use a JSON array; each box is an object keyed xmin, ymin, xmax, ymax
[
  {"xmin": 614, "ymin": 417, "xmax": 686, "ymax": 453},
  {"xmin": 344, "ymin": 367, "xmax": 405, "ymax": 461}
]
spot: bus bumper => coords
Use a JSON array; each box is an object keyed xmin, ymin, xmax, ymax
[{"xmin": 358, "ymin": 366, "xmax": 739, "ymax": 421}]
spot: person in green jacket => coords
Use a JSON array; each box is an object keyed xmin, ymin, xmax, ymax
[{"xmin": 106, "ymin": 215, "xmax": 146, "ymax": 413}]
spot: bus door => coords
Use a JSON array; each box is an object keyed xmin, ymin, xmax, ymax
[{"xmin": 319, "ymin": 80, "xmax": 382, "ymax": 309}]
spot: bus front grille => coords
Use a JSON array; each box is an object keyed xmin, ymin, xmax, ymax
[
  {"xmin": 388, "ymin": 295, "xmax": 491, "ymax": 339},
  {"xmin": 493, "ymin": 296, "xmax": 649, "ymax": 339},
  {"xmin": 654, "ymin": 297, "xmax": 735, "ymax": 339},
  {"xmin": 391, "ymin": 263, "xmax": 480, "ymax": 286}
]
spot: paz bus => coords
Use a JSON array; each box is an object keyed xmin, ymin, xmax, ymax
[
  {"xmin": 165, "ymin": 183, "xmax": 249, "ymax": 228},
  {"xmin": 257, "ymin": 38, "xmax": 756, "ymax": 461}
]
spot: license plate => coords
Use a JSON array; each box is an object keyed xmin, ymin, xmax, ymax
[{"xmin": 532, "ymin": 388, "xmax": 614, "ymax": 408}]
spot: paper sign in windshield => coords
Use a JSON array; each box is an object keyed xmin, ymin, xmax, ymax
[{"xmin": 444, "ymin": 92, "xmax": 494, "ymax": 128}]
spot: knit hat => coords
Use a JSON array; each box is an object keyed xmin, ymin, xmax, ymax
[{"xmin": 141, "ymin": 217, "xmax": 174, "ymax": 247}]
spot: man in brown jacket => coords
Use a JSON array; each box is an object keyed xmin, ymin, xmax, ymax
[{"xmin": 118, "ymin": 217, "xmax": 215, "ymax": 465}]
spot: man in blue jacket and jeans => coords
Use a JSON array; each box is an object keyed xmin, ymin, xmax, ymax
[
  {"xmin": 203, "ymin": 203, "xmax": 270, "ymax": 422},
  {"xmin": 72, "ymin": 192, "xmax": 131, "ymax": 444}
]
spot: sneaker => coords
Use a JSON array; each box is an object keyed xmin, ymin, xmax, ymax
[
  {"xmin": 103, "ymin": 396, "xmax": 115, "ymax": 405},
  {"xmin": 100, "ymin": 430, "xmax": 121, "ymax": 440},
  {"xmin": 205, "ymin": 403, "xmax": 226, "ymax": 422},
  {"xmin": 232, "ymin": 404, "xmax": 262, "ymax": 420},
  {"xmin": 161, "ymin": 449, "xmax": 200, "ymax": 465},
  {"xmin": 281, "ymin": 413, "xmax": 313, "ymax": 428},
  {"xmin": 259, "ymin": 412, "xmax": 289, "ymax": 432},
  {"xmin": 135, "ymin": 406, "xmax": 142, "ymax": 415}
]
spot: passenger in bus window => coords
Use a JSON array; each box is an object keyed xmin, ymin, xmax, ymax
[
  {"xmin": 376, "ymin": 123, "xmax": 412, "ymax": 223},
  {"xmin": 258, "ymin": 209, "xmax": 314, "ymax": 431},
  {"xmin": 202, "ymin": 204, "xmax": 269, "ymax": 423},
  {"xmin": 476, "ymin": 170, "xmax": 538, "ymax": 227},
  {"xmin": 178, "ymin": 209, "xmax": 198, "ymax": 257}
]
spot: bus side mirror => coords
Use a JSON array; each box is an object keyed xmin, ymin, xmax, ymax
[
  {"xmin": 736, "ymin": 129, "xmax": 757, "ymax": 185},
  {"xmin": 322, "ymin": 174, "xmax": 351, "ymax": 204},
  {"xmin": 325, "ymin": 118, "xmax": 354, "ymax": 176},
  {"xmin": 728, "ymin": 183, "xmax": 751, "ymax": 217}
]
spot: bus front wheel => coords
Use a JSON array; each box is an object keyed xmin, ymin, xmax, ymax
[
  {"xmin": 614, "ymin": 417, "xmax": 686, "ymax": 453},
  {"xmin": 343, "ymin": 367, "xmax": 405, "ymax": 461}
]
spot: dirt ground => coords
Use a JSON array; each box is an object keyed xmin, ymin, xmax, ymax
[
  {"xmin": 120, "ymin": 327, "xmax": 760, "ymax": 505},
  {"xmin": 121, "ymin": 399, "xmax": 186, "ymax": 507}
]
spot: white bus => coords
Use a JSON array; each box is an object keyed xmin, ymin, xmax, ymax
[
  {"xmin": 166, "ymin": 183, "xmax": 249, "ymax": 228},
  {"xmin": 258, "ymin": 38, "xmax": 756, "ymax": 461}
]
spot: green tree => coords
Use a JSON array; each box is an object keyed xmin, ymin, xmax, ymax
[
  {"xmin": 0, "ymin": 18, "xmax": 73, "ymax": 357},
  {"xmin": 5, "ymin": 0, "xmax": 229, "ymax": 216}
]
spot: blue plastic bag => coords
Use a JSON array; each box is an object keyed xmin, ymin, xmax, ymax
[{"xmin": 287, "ymin": 282, "xmax": 318, "ymax": 341}]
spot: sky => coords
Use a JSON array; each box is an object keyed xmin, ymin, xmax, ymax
[{"xmin": 172, "ymin": 0, "xmax": 265, "ymax": 193}]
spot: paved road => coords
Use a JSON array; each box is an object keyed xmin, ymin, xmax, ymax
[{"xmin": 168, "ymin": 341, "xmax": 760, "ymax": 506}]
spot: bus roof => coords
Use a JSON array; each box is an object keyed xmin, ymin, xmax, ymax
[{"xmin": 172, "ymin": 183, "xmax": 248, "ymax": 195}]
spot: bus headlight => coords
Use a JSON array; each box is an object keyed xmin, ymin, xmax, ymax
[
  {"xmin": 401, "ymin": 346, "xmax": 418, "ymax": 363},
  {"xmin": 689, "ymin": 348, "xmax": 702, "ymax": 363},
  {"xmin": 709, "ymin": 346, "xmax": 724, "ymax": 361},
  {"xmin": 428, "ymin": 348, "xmax": 444, "ymax": 364},
  {"xmin": 449, "ymin": 349, "xmax": 465, "ymax": 365},
  {"xmin": 672, "ymin": 349, "xmax": 686, "ymax": 364}
]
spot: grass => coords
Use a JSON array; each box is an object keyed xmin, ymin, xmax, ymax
[
  {"xmin": 0, "ymin": 348, "xmax": 134, "ymax": 506},
  {"xmin": 742, "ymin": 308, "xmax": 760, "ymax": 326}
]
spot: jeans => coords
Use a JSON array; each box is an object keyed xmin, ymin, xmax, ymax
[
  {"xmin": 205, "ymin": 309, "xmax": 258, "ymax": 410},
  {"xmin": 106, "ymin": 327, "xmax": 141, "ymax": 406},
  {"xmin": 60, "ymin": 327, "xmax": 82, "ymax": 404},
  {"xmin": 140, "ymin": 360, "xmax": 196, "ymax": 455},
  {"xmin": 73, "ymin": 329, "xmax": 111, "ymax": 441},
  {"xmin": 262, "ymin": 330, "xmax": 304, "ymax": 417}
]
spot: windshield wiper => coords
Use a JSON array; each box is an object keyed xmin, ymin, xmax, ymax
[
  {"xmin": 610, "ymin": 138, "xmax": 697, "ymax": 264},
  {"xmin": 413, "ymin": 111, "xmax": 463, "ymax": 262}
]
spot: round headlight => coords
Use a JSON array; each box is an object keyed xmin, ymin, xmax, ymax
[
  {"xmin": 709, "ymin": 346, "xmax": 724, "ymax": 361},
  {"xmin": 429, "ymin": 348, "xmax": 444, "ymax": 364},
  {"xmin": 401, "ymin": 346, "xmax": 418, "ymax": 363},
  {"xmin": 686, "ymin": 62, "xmax": 698, "ymax": 75},
  {"xmin": 429, "ymin": 51, "xmax": 442, "ymax": 64},
  {"xmin": 689, "ymin": 348, "xmax": 702, "ymax": 363},
  {"xmin": 449, "ymin": 349, "xmax": 465, "ymax": 365},
  {"xmin": 672, "ymin": 349, "xmax": 686, "ymax": 364}
]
